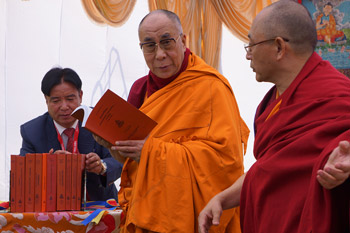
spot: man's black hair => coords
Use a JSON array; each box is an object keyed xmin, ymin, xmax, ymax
[{"xmin": 41, "ymin": 67, "xmax": 82, "ymax": 96}]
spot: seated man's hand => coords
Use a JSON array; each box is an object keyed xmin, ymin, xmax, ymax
[
  {"xmin": 317, "ymin": 140, "xmax": 350, "ymax": 189},
  {"xmin": 49, "ymin": 148, "xmax": 71, "ymax": 154},
  {"xmin": 85, "ymin": 152, "xmax": 105, "ymax": 175}
]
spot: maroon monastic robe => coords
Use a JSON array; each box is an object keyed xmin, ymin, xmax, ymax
[{"xmin": 241, "ymin": 52, "xmax": 350, "ymax": 233}]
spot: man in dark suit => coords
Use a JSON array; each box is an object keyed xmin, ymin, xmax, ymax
[{"xmin": 20, "ymin": 67, "xmax": 122, "ymax": 201}]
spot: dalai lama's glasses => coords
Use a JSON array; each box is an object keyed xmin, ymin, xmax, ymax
[
  {"xmin": 140, "ymin": 35, "xmax": 182, "ymax": 54},
  {"xmin": 244, "ymin": 37, "xmax": 289, "ymax": 53}
]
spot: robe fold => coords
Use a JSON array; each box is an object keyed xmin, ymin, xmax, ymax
[
  {"xmin": 119, "ymin": 52, "xmax": 249, "ymax": 233},
  {"xmin": 241, "ymin": 52, "xmax": 350, "ymax": 233}
]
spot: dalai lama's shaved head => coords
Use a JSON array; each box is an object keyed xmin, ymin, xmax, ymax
[
  {"xmin": 139, "ymin": 9, "xmax": 183, "ymax": 35},
  {"xmin": 253, "ymin": 0, "xmax": 317, "ymax": 54},
  {"xmin": 137, "ymin": 9, "xmax": 187, "ymax": 79}
]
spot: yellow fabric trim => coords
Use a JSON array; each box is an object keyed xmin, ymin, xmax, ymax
[
  {"xmin": 91, "ymin": 210, "xmax": 106, "ymax": 224},
  {"xmin": 265, "ymin": 99, "xmax": 282, "ymax": 121}
]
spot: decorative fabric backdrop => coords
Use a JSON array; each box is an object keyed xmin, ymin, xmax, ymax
[
  {"xmin": 81, "ymin": 0, "xmax": 137, "ymax": 27},
  {"xmin": 81, "ymin": 0, "xmax": 276, "ymax": 69}
]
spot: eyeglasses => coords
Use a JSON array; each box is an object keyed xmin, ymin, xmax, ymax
[
  {"xmin": 140, "ymin": 35, "xmax": 182, "ymax": 54},
  {"xmin": 244, "ymin": 37, "xmax": 289, "ymax": 53}
]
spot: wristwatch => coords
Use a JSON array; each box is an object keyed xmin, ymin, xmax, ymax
[{"xmin": 100, "ymin": 160, "xmax": 107, "ymax": 175}]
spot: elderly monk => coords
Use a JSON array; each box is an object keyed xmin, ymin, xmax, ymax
[
  {"xmin": 96, "ymin": 9, "xmax": 249, "ymax": 233},
  {"xmin": 198, "ymin": 1, "xmax": 350, "ymax": 233}
]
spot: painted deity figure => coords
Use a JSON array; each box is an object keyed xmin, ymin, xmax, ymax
[{"xmin": 316, "ymin": 2, "xmax": 346, "ymax": 44}]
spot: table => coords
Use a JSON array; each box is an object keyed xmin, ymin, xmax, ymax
[{"xmin": 0, "ymin": 209, "xmax": 122, "ymax": 232}]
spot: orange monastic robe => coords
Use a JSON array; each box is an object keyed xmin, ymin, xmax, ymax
[{"xmin": 119, "ymin": 52, "xmax": 249, "ymax": 233}]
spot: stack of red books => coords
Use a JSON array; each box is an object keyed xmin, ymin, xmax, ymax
[{"xmin": 10, "ymin": 153, "xmax": 86, "ymax": 213}]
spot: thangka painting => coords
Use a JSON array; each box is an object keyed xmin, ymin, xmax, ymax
[{"xmin": 301, "ymin": 0, "xmax": 350, "ymax": 78}]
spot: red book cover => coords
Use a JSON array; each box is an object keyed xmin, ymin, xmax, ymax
[
  {"xmin": 10, "ymin": 155, "xmax": 17, "ymax": 213},
  {"xmin": 15, "ymin": 155, "xmax": 25, "ymax": 212},
  {"xmin": 76, "ymin": 154, "xmax": 86, "ymax": 210},
  {"xmin": 41, "ymin": 153, "xmax": 47, "ymax": 212},
  {"xmin": 71, "ymin": 154, "xmax": 78, "ymax": 210},
  {"xmin": 25, "ymin": 153, "xmax": 36, "ymax": 212},
  {"xmin": 71, "ymin": 89, "xmax": 157, "ymax": 144},
  {"xmin": 46, "ymin": 154, "xmax": 57, "ymax": 212},
  {"xmin": 34, "ymin": 153, "xmax": 43, "ymax": 212},
  {"xmin": 65, "ymin": 153, "xmax": 72, "ymax": 210},
  {"xmin": 56, "ymin": 153, "xmax": 66, "ymax": 211}
]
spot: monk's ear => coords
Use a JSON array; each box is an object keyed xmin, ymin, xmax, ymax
[
  {"xmin": 275, "ymin": 37, "xmax": 287, "ymax": 60},
  {"xmin": 181, "ymin": 34, "xmax": 187, "ymax": 51}
]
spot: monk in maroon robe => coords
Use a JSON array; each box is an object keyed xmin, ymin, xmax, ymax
[{"xmin": 198, "ymin": 1, "xmax": 350, "ymax": 233}]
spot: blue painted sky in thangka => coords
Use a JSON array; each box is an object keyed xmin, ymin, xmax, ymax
[{"xmin": 302, "ymin": 0, "xmax": 350, "ymax": 69}]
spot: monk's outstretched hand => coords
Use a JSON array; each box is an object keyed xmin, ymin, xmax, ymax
[
  {"xmin": 317, "ymin": 140, "xmax": 350, "ymax": 189},
  {"xmin": 198, "ymin": 195, "xmax": 223, "ymax": 233}
]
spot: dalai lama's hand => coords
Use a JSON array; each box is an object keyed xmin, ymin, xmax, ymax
[
  {"xmin": 92, "ymin": 134, "xmax": 127, "ymax": 164},
  {"xmin": 317, "ymin": 140, "xmax": 350, "ymax": 189},
  {"xmin": 111, "ymin": 139, "xmax": 146, "ymax": 163},
  {"xmin": 92, "ymin": 134, "xmax": 113, "ymax": 149}
]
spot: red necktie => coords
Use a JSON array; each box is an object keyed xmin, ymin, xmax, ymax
[{"xmin": 63, "ymin": 128, "xmax": 75, "ymax": 152}]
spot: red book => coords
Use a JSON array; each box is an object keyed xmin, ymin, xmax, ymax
[
  {"xmin": 71, "ymin": 154, "xmax": 78, "ymax": 210},
  {"xmin": 56, "ymin": 153, "xmax": 66, "ymax": 211},
  {"xmin": 25, "ymin": 153, "xmax": 36, "ymax": 212},
  {"xmin": 34, "ymin": 153, "xmax": 43, "ymax": 212},
  {"xmin": 76, "ymin": 154, "xmax": 86, "ymax": 210},
  {"xmin": 10, "ymin": 155, "xmax": 17, "ymax": 213},
  {"xmin": 41, "ymin": 153, "xmax": 47, "ymax": 212},
  {"xmin": 46, "ymin": 154, "xmax": 57, "ymax": 212},
  {"xmin": 71, "ymin": 89, "xmax": 157, "ymax": 144},
  {"xmin": 65, "ymin": 153, "xmax": 72, "ymax": 210},
  {"xmin": 15, "ymin": 155, "xmax": 25, "ymax": 212}
]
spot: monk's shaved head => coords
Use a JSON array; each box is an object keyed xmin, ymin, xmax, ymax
[
  {"xmin": 138, "ymin": 9, "xmax": 183, "ymax": 35},
  {"xmin": 255, "ymin": 0, "xmax": 317, "ymax": 54}
]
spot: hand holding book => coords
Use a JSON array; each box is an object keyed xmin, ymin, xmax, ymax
[
  {"xmin": 92, "ymin": 134, "xmax": 113, "ymax": 149},
  {"xmin": 111, "ymin": 139, "xmax": 146, "ymax": 163},
  {"xmin": 71, "ymin": 89, "xmax": 157, "ymax": 145}
]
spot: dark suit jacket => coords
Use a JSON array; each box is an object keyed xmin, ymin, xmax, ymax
[{"xmin": 20, "ymin": 112, "xmax": 123, "ymax": 202}]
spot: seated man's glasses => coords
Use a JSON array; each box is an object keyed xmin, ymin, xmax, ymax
[
  {"xmin": 140, "ymin": 35, "xmax": 182, "ymax": 54},
  {"xmin": 244, "ymin": 37, "xmax": 289, "ymax": 53}
]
